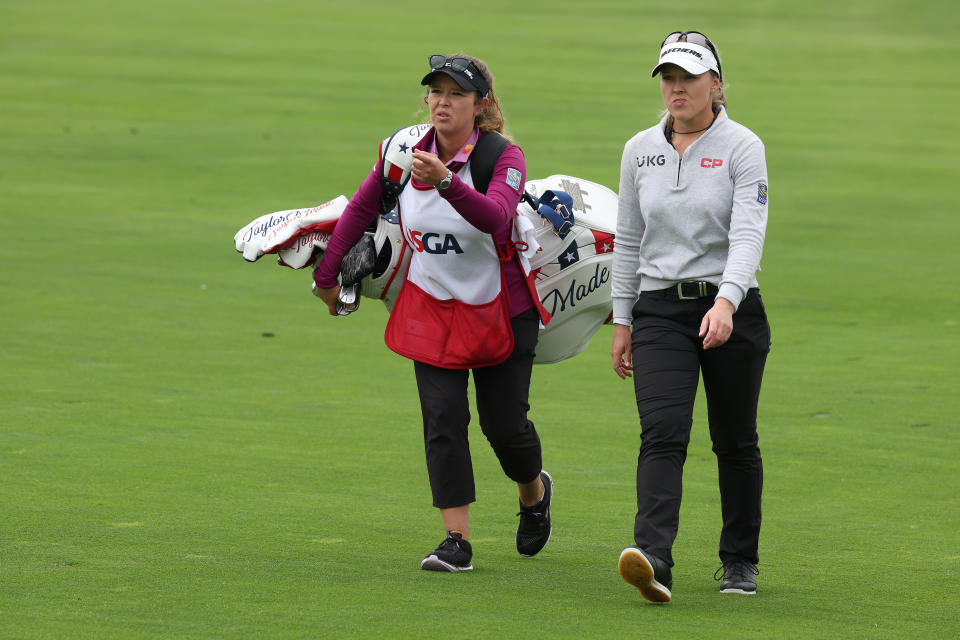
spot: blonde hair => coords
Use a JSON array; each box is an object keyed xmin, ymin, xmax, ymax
[
  {"xmin": 711, "ymin": 72, "xmax": 727, "ymax": 109},
  {"xmin": 420, "ymin": 53, "xmax": 513, "ymax": 142}
]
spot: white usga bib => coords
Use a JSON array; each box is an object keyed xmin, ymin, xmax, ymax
[{"xmin": 399, "ymin": 166, "xmax": 502, "ymax": 305}]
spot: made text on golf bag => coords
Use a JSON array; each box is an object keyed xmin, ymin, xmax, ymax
[{"xmin": 540, "ymin": 264, "xmax": 609, "ymax": 315}]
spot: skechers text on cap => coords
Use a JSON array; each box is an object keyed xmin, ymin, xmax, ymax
[{"xmin": 651, "ymin": 42, "xmax": 719, "ymax": 77}]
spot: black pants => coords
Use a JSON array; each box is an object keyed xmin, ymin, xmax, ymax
[
  {"xmin": 414, "ymin": 308, "xmax": 542, "ymax": 509},
  {"xmin": 631, "ymin": 288, "xmax": 770, "ymax": 566}
]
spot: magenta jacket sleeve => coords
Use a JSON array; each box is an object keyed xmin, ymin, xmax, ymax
[{"xmin": 312, "ymin": 164, "xmax": 383, "ymax": 289}]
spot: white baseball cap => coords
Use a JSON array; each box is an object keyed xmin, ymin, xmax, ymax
[{"xmin": 651, "ymin": 41, "xmax": 720, "ymax": 77}]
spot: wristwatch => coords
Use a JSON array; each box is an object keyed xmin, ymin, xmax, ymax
[{"xmin": 437, "ymin": 170, "xmax": 453, "ymax": 190}]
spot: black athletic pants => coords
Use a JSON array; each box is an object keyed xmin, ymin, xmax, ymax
[
  {"xmin": 414, "ymin": 308, "xmax": 542, "ymax": 509},
  {"xmin": 630, "ymin": 288, "xmax": 770, "ymax": 566}
]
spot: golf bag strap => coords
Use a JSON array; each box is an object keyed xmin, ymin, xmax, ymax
[{"xmin": 469, "ymin": 130, "xmax": 510, "ymax": 196}]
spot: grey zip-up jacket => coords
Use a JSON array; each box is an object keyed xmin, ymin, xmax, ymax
[{"xmin": 612, "ymin": 106, "xmax": 768, "ymax": 325}]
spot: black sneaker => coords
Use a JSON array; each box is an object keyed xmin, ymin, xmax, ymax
[
  {"xmin": 715, "ymin": 560, "xmax": 758, "ymax": 594},
  {"xmin": 516, "ymin": 470, "xmax": 553, "ymax": 557},
  {"xmin": 420, "ymin": 533, "xmax": 473, "ymax": 572},
  {"xmin": 618, "ymin": 547, "xmax": 673, "ymax": 603}
]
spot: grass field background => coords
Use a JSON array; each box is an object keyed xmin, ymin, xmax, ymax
[{"xmin": 2, "ymin": 0, "xmax": 959, "ymax": 637}]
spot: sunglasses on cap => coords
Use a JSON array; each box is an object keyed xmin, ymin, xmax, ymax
[
  {"xmin": 426, "ymin": 54, "xmax": 489, "ymax": 96},
  {"xmin": 661, "ymin": 31, "xmax": 722, "ymax": 80}
]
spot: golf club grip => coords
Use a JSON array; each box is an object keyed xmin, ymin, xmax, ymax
[{"xmin": 521, "ymin": 189, "xmax": 539, "ymax": 211}]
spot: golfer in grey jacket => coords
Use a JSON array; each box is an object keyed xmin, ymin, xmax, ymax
[{"xmin": 611, "ymin": 31, "xmax": 770, "ymax": 603}]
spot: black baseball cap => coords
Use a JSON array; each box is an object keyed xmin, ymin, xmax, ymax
[{"xmin": 420, "ymin": 55, "xmax": 490, "ymax": 97}]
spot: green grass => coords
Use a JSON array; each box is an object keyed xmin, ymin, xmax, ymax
[{"xmin": 2, "ymin": 0, "xmax": 959, "ymax": 637}]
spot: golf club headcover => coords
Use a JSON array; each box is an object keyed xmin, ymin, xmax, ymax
[
  {"xmin": 339, "ymin": 234, "xmax": 377, "ymax": 286},
  {"xmin": 379, "ymin": 124, "xmax": 431, "ymax": 214},
  {"xmin": 276, "ymin": 231, "xmax": 331, "ymax": 269}
]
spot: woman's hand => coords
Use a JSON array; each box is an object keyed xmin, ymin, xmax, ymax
[
  {"xmin": 700, "ymin": 297, "xmax": 735, "ymax": 349},
  {"xmin": 611, "ymin": 323, "xmax": 633, "ymax": 379},
  {"xmin": 411, "ymin": 150, "xmax": 449, "ymax": 187},
  {"xmin": 313, "ymin": 284, "xmax": 341, "ymax": 316}
]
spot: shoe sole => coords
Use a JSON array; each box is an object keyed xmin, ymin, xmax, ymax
[
  {"xmin": 618, "ymin": 548, "xmax": 671, "ymax": 603},
  {"xmin": 518, "ymin": 470, "xmax": 553, "ymax": 558},
  {"xmin": 420, "ymin": 555, "xmax": 473, "ymax": 572},
  {"xmin": 720, "ymin": 587, "xmax": 756, "ymax": 595}
]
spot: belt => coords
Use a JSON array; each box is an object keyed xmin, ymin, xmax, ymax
[{"xmin": 645, "ymin": 281, "xmax": 719, "ymax": 300}]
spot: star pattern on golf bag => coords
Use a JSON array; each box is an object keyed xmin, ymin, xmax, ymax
[
  {"xmin": 591, "ymin": 229, "xmax": 614, "ymax": 254},
  {"xmin": 557, "ymin": 241, "xmax": 580, "ymax": 269}
]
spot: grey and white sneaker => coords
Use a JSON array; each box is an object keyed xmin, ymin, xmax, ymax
[
  {"xmin": 421, "ymin": 532, "xmax": 473, "ymax": 572},
  {"xmin": 716, "ymin": 560, "xmax": 758, "ymax": 594},
  {"xmin": 618, "ymin": 547, "xmax": 673, "ymax": 603},
  {"xmin": 516, "ymin": 470, "xmax": 553, "ymax": 557}
]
